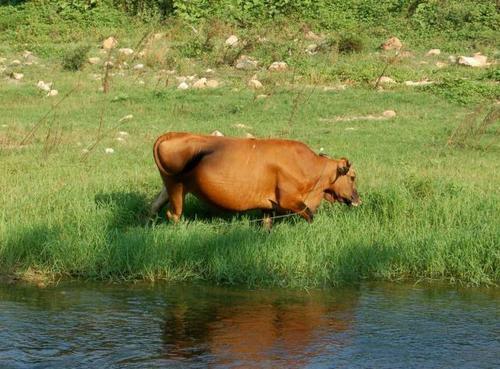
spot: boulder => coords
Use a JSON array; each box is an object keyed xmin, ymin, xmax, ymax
[
  {"xmin": 211, "ymin": 130, "xmax": 224, "ymax": 136},
  {"xmin": 47, "ymin": 89, "xmax": 59, "ymax": 97},
  {"xmin": 133, "ymin": 63, "xmax": 144, "ymax": 70},
  {"xmin": 37, "ymin": 81, "xmax": 52, "ymax": 92},
  {"xmin": 381, "ymin": 37, "xmax": 402, "ymax": 51}
]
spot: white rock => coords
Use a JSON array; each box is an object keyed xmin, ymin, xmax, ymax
[
  {"xmin": 22, "ymin": 50, "xmax": 32, "ymax": 58},
  {"xmin": 37, "ymin": 80, "xmax": 52, "ymax": 92},
  {"xmin": 0, "ymin": 57, "xmax": 6, "ymax": 64},
  {"xmin": 268, "ymin": 61, "xmax": 288, "ymax": 72},
  {"xmin": 383, "ymin": 110, "xmax": 397, "ymax": 118},
  {"xmin": 11, "ymin": 72, "xmax": 24, "ymax": 80},
  {"xmin": 233, "ymin": 123, "xmax": 251, "ymax": 129},
  {"xmin": 116, "ymin": 137, "xmax": 126, "ymax": 142},
  {"xmin": 119, "ymin": 48, "xmax": 134, "ymax": 56},
  {"xmin": 225, "ymin": 35, "xmax": 239, "ymax": 47},
  {"xmin": 177, "ymin": 82, "xmax": 189, "ymax": 90},
  {"xmin": 102, "ymin": 37, "xmax": 118, "ymax": 50},
  {"xmin": 11, "ymin": 60, "xmax": 21, "ymax": 66},
  {"xmin": 137, "ymin": 79, "xmax": 145, "ymax": 85},
  {"xmin": 426, "ymin": 49, "xmax": 441, "ymax": 56},
  {"xmin": 435, "ymin": 62, "xmax": 447, "ymax": 68},
  {"xmin": 235, "ymin": 55, "xmax": 258, "ymax": 70},
  {"xmin": 118, "ymin": 130, "xmax": 129, "ymax": 136},
  {"xmin": 104, "ymin": 61, "xmax": 114, "ymax": 68},
  {"xmin": 88, "ymin": 57, "xmax": 101, "ymax": 65},
  {"xmin": 205, "ymin": 68, "xmax": 214, "ymax": 74},
  {"xmin": 206, "ymin": 79, "xmax": 219, "ymax": 88},
  {"xmin": 176, "ymin": 76, "xmax": 187, "ymax": 82},
  {"xmin": 248, "ymin": 79, "xmax": 263, "ymax": 89},
  {"xmin": 211, "ymin": 130, "xmax": 224, "ymax": 136},
  {"xmin": 256, "ymin": 94, "xmax": 268, "ymax": 99},
  {"xmin": 105, "ymin": 148, "xmax": 115, "ymax": 154},
  {"xmin": 133, "ymin": 63, "xmax": 144, "ymax": 70},
  {"xmin": 378, "ymin": 76, "xmax": 396, "ymax": 84},
  {"xmin": 47, "ymin": 89, "xmax": 59, "ymax": 97},
  {"xmin": 187, "ymin": 75, "xmax": 197, "ymax": 81},
  {"xmin": 448, "ymin": 55, "xmax": 457, "ymax": 64},
  {"xmin": 458, "ymin": 53, "xmax": 489, "ymax": 68},
  {"xmin": 245, "ymin": 133, "xmax": 255, "ymax": 138},
  {"xmin": 404, "ymin": 80, "xmax": 433, "ymax": 86},
  {"xmin": 193, "ymin": 77, "xmax": 207, "ymax": 89},
  {"xmin": 381, "ymin": 37, "xmax": 402, "ymax": 51}
]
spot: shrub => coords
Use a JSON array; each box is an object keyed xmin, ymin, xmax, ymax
[
  {"xmin": 62, "ymin": 45, "xmax": 91, "ymax": 71},
  {"xmin": 338, "ymin": 33, "xmax": 364, "ymax": 54}
]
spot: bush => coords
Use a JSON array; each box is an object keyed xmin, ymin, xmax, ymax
[
  {"xmin": 62, "ymin": 45, "xmax": 91, "ymax": 71},
  {"xmin": 338, "ymin": 33, "xmax": 364, "ymax": 54}
]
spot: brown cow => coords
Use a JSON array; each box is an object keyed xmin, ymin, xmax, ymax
[{"xmin": 151, "ymin": 132, "xmax": 360, "ymax": 227}]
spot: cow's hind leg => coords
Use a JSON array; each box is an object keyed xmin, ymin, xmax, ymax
[
  {"xmin": 166, "ymin": 181, "xmax": 185, "ymax": 223},
  {"xmin": 150, "ymin": 187, "xmax": 169, "ymax": 217}
]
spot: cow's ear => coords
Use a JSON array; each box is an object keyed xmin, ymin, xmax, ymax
[{"xmin": 337, "ymin": 158, "xmax": 351, "ymax": 176}]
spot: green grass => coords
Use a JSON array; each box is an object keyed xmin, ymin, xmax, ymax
[{"xmin": 0, "ymin": 9, "xmax": 499, "ymax": 287}]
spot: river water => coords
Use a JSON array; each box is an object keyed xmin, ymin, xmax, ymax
[{"xmin": 0, "ymin": 282, "xmax": 498, "ymax": 368}]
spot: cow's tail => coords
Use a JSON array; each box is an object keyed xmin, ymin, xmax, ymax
[{"xmin": 153, "ymin": 134, "xmax": 173, "ymax": 176}]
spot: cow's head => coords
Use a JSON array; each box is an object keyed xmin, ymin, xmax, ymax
[{"xmin": 324, "ymin": 158, "xmax": 361, "ymax": 207}]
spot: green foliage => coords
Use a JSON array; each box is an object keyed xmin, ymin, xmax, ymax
[
  {"xmin": 62, "ymin": 44, "xmax": 91, "ymax": 71},
  {"xmin": 338, "ymin": 33, "xmax": 364, "ymax": 54},
  {"xmin": 426, "ymin": 77, "xmax": 499, "ymax": 105}
]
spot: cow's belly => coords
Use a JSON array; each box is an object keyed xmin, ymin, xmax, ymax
[{"xmin": 184, "ymin": 167, "xmax": 275, "ymax": 212}]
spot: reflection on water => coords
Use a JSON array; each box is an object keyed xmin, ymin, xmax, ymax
[{"xmin": 0, "ymin": 282, "xmax": 498, "ymax": 368}]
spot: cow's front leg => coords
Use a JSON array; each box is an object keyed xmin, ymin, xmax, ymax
[
  {"xmin": 277, "ymin": 196, "xmax": 314, "ymax": 223},
  {"xmin": 166, "ymin": 182, "xmax": 185, "ymax": 223}
]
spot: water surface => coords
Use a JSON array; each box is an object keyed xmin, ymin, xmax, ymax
[{"xmin": 0, "ymin": 282, "xmax": 498, "ymax": 368}]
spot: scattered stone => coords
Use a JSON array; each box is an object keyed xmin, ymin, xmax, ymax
[
  {"xmin": 233, "ymin": 123, "xmax": 252, "ymax": 129},
  {"xmin": 448, "ymin": 55, "xmax": 457, "ymax": 64},
  {"xmin": 118, "ymin": 115, "xmax": 133, "ymax": 122},
  {"xmin": 22, "ymin": 50, "xmax": 32, "ymax": 59},
  {"xmin": 235, "ymin": 55, "xmax": 258, "ymax": 70},
  {"xmin": 88, "ymin": 57, "xmax": 101, "ymax": 65},
  {"xmin": 116, "ymin": 137, "xmax": 126, "ymax": 142},
  {"xmin": 211, "ymin": 130, "xmax": 224, "ymax": 136},
  {"xmin": 458, "ymin": 53, "xmax": 489, "ymax": 68},
  {"xmin": 306, "ymin": 44, "xmax": 318, "ymax": 55},
  {"xmin": 177, "ymin": 81, "xmax": 189, "ymax": 90},
  {"xmin": 0, "ymin": 57, "xmax": 6, "ymax": 64},
  {"xmin": 426, "ymin": 49, "xmax": 441, "ymax": 56},
  {"xmin": 268, "ymin": 61, "xmax": 288, "ymax": 72},
  {"xmin": 118, "ymin": 130, "xmax": 129, "ymax": 136},
  {"xmin": 383, "ymin": 110, "xmax": 397, "ymax": 118},
  {"xmin": 381, "ymin": 37, "xmax": 402, "ymax": 51},
  {"xmin": 378, "ymin": 76, "xmax": 396, "ymax": 84},
  {"xmin": 47, "ymin": 89, "xmax": 58, "ymax": 97},
  {"xmin": 304, "ymin": 30, "xmax": 322, "ymax": 41},
  {"xmin": 36, "ymin": 81, "xmax": 52, "ymax": 92},
  {"xmin": 323, "ymin": 85, "xmax": 347, "ymax": 91},
  {"xmin": 176, "ymin": 76, "xmax": 187, "ymax": 83},
  {"xmin": 105, "ymin": 148, "xmax": 115, "ymax": 154},
  {"xmin": 102, "ymin": 37, "xmax": 118, "ymax": 50},
  {"xmin": 404, "ymin": 80, "xmax": 434, "ymax": 87},
  {"xmin": 248, "ymin": 79, "xmax": 263, "ymax": 89},
  {"xmin": 104, "ymin": 61, "xmax": 114, "ymax": 68},
  {"xmin": 206, "ymin": 79, "xmax": 219, "ymax": 88},
  {"xmin": 205, "ymin": 68, "xmax": 214, "ymax": 74},
  {"xmin": 193, "ymin": 77, "xmax": 207, "ymax": 89},
  {"xmin": 11, "ymin": 60, "xmax": 21, "ymax": 66},
  {"xmin": 119, "ymin": 48, "xmax": 134, "ymax": 56},
  {"xmin": 256, "ymin": 94, "xmax": 268, "ymax": 99},
  {"xmin": 399, "ymin": 51, "xmax": 414, "ymax": 58},
  {"xmin": 225, "ymin": 35, "xmax": 239, "ymax": 47},
  {"xmin": 137, "ymin": 79, "xmax": 145, "ymax": 85},
  {"xmin": 153, "ymin": 33, "xmax": 164, "ymax": 40},
  {"xmin": 436, "ymin": 62, "xmax": 447, "ymax": 68},
  {"xmin": 245, "ymin": 133, "xmax": 255, "ymax": 138},
  {"xmin": 187, "ymin": 75, "xmax": 197, "ymax": 81},
  {"xmin": 11, "ymin": 72, "xmax": 23, "ymax": 80},
  {"xmin": 133, "ymin": 63, "xmax": 144, "ymax": 70}
]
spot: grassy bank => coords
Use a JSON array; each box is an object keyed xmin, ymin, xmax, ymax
[{"xmin": 0, "ymin": 2, "xmax": 499, "ymax": 287}]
